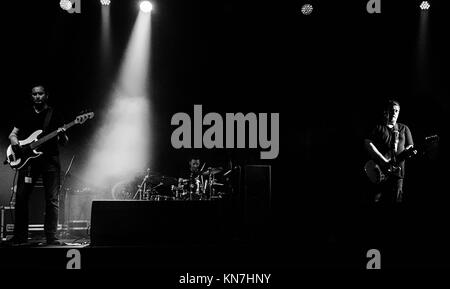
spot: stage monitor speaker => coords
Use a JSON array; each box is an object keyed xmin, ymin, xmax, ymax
[{"xmin": 90, "ymin": 200, "xmax": 231, "ymax": 246}]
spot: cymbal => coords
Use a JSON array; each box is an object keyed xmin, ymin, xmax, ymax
[
  {"xmin": 143, "ymin": 172, "xmax": 177, "ymax": 186},
  {"xmin": 159, "ymin": 176, "xmax": 178, "ymax": 186},
  {"xmin": 201, "ymin": 167, "xmax": 223, "ymax": 175}
]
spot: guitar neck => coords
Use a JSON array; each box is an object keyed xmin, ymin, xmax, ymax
[
  {"xmin": 395, "ymin": 147, "xmax": 415, "ymax": 163},
  {"xmin": 30, "ymin": 121, "xmax": 76, "ymax": 149},
  {"xmin": 392, "ymin": 135, "xmax": 438, "ymax": 164}
]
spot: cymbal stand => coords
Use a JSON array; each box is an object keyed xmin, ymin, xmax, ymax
[
  {"xmin": 133, "ymin": 169, "xmax": 150, "ymax": 200},
  {"xmin": 189, "ymin": 174, "xmax": 202, "ymax": 200},
  {"xmin": 206, "ymin": 172, "xmax": 214, "ymax": 200}
]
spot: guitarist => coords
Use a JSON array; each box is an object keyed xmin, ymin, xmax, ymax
[
  {"xmin": 364, "ymin": 100, "xmax": 414, "ymax": 204},
  {"xmin": 7, "ymin": 85, "xmax": 68, "ymax": 245}
]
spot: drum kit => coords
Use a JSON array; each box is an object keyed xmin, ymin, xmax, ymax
[{"xmin": 111, "ymin": 167, "xmax": 226, "ymax": 201}]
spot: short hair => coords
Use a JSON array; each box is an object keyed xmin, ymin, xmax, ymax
[
  {"xmin": 384, "ymin": 99, "xmax": 400, "ymax": 110},
  {"xmin": 189, "ymin": 157, "xmax": 200, "ymax": 163},
  {"xmin": 30, "ymin": 84, "xmax": 47, "ymax": 94}
]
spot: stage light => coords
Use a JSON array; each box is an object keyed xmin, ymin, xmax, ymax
[
  {"xmin": 139, "ymin": 1, "xmax": 153, "ymax": 13},
  {"xmin": 60, "ymin": 0, "xmax": 72, "ymax": 11},
  {"xmin": 420, "ymin": 1, "xmax": 430, "ymax": 10},
  {"xmin": 100, "ymin": 0, "xmax": 111, "ymax": 6},
  {"xmin": 301, "ymin": 4, "xmax": 313, "ymax": 15}
]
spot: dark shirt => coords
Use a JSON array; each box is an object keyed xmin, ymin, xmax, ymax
[
  {"xmin": 14, "ymin": 106, "xmax": 65, "ymax": 156},
  {"xmin": 367, "ymin": 122, "xmax": 414, "ymax": 178}
]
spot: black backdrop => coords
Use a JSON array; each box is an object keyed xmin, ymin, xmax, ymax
[{"xmin": 0, "ymin": 0, "xmax": 449, "ymax": 267}]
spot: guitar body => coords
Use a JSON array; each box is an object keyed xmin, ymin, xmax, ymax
[
  {"xmin": 365, "ymin": 158, "xmax": 403, "ymax": 184},
  {"xmin": 6, "ymin": 130, "xmax": 43, "ymax": 170},
  {"xmin": 364, "ymin": 160, "xmax": 388, "ymax": 184}
]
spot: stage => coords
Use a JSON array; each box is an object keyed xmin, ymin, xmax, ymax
[{"xmin": 0, "ymin": 0, "xmax": 450, "ymax": 281}]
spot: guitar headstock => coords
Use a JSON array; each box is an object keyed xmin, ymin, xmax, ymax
[
  {"xmin": 425, "ymin": 135, "xmax": 439, "ymax": 143},
  {"xmin": 75, "ymin": 111, "xmax": 95, "ymax": 125}
]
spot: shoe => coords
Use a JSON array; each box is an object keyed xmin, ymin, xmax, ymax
[
  {"xmin": 46, "ymin": 238, "xmax": 62, "ymax": 246},
  {"xmin": 1, "ymin": 236, "xmax": 28, "ymax": 247}
]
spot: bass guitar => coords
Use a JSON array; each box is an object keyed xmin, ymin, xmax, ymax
[{"xmin": 5, "ymin": 112, "xmax": 94, "ymax": 170}]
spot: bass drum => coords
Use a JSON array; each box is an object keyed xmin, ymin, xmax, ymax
[{"xmin": 111, "ymin": 180, "xmax": 134, "ymax": 200}]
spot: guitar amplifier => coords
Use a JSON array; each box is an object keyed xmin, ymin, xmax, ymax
[
  {"xmin": 1, "ymin": 177, "xmax": 64, "ymax": 241},
  {"xmin": 13, "ymin": 177, "xmax": 61, "ymax": 225},
  {"xmin": 1, "ymin": 206, "xmax": 63, "ymax": 241},
  {"xmin": 28, "ymin": 178, "xmax": 46, "ymax": 225},
  {"xmin": 0, "ymin": 206, "xmax": 15, "ymax": 241}
]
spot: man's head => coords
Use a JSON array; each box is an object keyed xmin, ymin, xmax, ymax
[
  {"xmin": 383, "ymin": 99, "xmax": 400, "ymax": 125},
  {"xmin": 30, "ymin": 85, "xmax": 48, "ymax": 107},
  {"xmin": 189, "ymin": 158, "xmax": 201, "ymax": 173}
]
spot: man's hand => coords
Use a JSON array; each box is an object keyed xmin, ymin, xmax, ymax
[
  {"xmin": 379, "ymin": 158, "xmax": 392, "ymax": 171},
  {"xmin": 57, "ymin": 127, "xmax": 69, "ymax": 145},
  {"xmin": 57, "ymin": 127, "xmax": 66, "ymax": 134},
  {"xmin": 11, "ymin": 144, "xmax": 22, "ymax": 156}
]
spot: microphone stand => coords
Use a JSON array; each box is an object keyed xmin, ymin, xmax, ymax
[{"xmin": 60, "ymin": 155, "xmax": 75, "ymax": 239}]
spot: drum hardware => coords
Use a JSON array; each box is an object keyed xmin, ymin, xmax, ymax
[
  {"xmin": 133, "ymin": 168, "xmax": 154, "ymax": 200},
  {"xmin": 149, "ymin": 195, "xmax": 174, "ymax": 201},
  {"xmin": 188, "ymin": 176, "xmax": 202, "ymax": 200},
  {"xmin": 201, "ymin": 167, "xmax": 225, "ymax": 199},
  {"xmin": 112, "ymin": 165, "xmax": 230, "ymax": 201},
  {"xmin": 142, "ymin": 188, "xmax": 149, "ymax": 201}
]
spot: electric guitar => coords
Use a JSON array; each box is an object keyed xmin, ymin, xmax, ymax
[
  {"xmin": 5, "ymin": 112, "xmax": 94, "ymax": 170},
  {"xmin": 364, "ymin": 135, "xmax": 439, "ymax": 184}
]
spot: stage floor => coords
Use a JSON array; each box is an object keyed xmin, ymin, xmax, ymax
[{"xmin": 0, "ymin": 237, "xmax": 446, "ymax": 270}]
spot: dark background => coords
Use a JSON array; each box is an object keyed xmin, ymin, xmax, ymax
[{"xmin": 0, "ymin": 0, "xmax": 448, "ymax": 267}]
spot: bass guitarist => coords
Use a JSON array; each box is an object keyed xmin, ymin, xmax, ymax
[
  {"xmin": 8, "ymin": 84, "xmax": 68, "ymax": 245},
  {"xmin": 364, "ymin": 100, "xmax": 414, "ymax": 204}
]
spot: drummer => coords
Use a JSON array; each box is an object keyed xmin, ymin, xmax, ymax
[{"xmin": 177, "ymin": 157, "xmax": 204, "ymax": 198}]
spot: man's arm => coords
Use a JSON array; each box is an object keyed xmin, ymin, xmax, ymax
[
  {"xmin": 55, "ymin": 111, "xmax": 69, "ymax": 146},
  {"xmin": 405, "ymin": 126, "xmax": 413, "ymax": 150},
  {"xmin": 364, "ymin": 139, "xmax": 390, "ymax": 164},
  {"xmin": 9, "ymin": 127, "xmax": 23, "ymax": 155},
  {"xmin": 9, "ymin": 127, "xmax": 20, "ymax": 146}
]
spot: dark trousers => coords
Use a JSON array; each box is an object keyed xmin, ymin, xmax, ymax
[
  {"xmin": 365, "ymin": 178, "xmax": 405, "ymax": 247},
  {"xmin": 14, "ymin": 156, "xmax": 61, "ymax": 240},
  {"xmin": 374, "ymin": 177, "xmax": 404, "ymax": 204}
]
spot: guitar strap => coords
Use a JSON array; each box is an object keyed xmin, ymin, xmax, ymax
[
  {"xmin": 42, "ymin": 106, "xmax": 53, "ymax": 133},
  {"xmin": 389, "ymin": 123, "xmax": 399, "ymax": 163}
]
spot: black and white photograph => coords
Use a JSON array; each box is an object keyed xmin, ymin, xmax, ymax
[{"xmin": 0, "ymin": 0, "xmax": 448, "ymax": 283}]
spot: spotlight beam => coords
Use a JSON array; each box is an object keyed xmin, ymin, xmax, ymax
[{"xmin": 81, "ymin": 8, "xmax": 153, "ymax": 187}]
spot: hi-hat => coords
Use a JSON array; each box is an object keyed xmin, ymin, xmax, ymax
[{"xmin": 201, "ymin": 167, "xmax": 223, "ymax": 175}]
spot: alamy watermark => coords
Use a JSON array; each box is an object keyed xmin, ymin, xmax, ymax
[
  {"xmin": 171, "ymin": 105, "xmax": 279, "ymax": 160},
  {"xmin": 366, "ymin": 0, "xmax": 381, "ymax": 14},
  {"xmin": 366, "ymin": 248, "xmax": 381, "ymax": 269}
]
